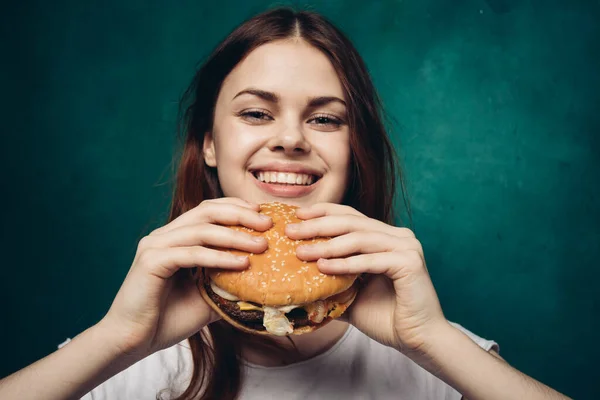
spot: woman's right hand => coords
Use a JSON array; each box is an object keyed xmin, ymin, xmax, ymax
[{"xmin": 98, "ymin": 197, "xmax": 271, "ymax": 359}]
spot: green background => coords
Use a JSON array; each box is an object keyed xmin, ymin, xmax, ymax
[{"xmin": 2, "ymin": 0, "xmax": 598, "ymax": 398}]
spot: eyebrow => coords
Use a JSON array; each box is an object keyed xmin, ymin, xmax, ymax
[{"xmin": 232, "ymin": 88, "xmax": 346, "ymax": 108}]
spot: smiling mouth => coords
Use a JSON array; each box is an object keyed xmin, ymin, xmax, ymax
[{"xmin": 252, "ymin": 171, "xmax": 321, "ymax": 186}]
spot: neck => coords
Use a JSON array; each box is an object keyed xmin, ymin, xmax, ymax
[{"xmin": 241, "ymin": 320, "xmax": 350, "ymax": 367}]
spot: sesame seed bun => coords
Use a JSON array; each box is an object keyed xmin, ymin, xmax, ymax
[{"xmin": 197, "ymin": 202, "xmax": 359, "ymax": 336}]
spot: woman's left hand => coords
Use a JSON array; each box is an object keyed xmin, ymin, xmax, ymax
[{"xmin": 286, "ymin": 203, "xmax": 449, "ymax": 355}]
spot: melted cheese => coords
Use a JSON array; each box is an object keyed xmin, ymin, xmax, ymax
[
  {"xmin": 327, "ymin": 303, "xmax": 347, "ymax": 319},
  {"xmin": 237, "ymin": 301, "xmax": 262, "ymax": 311}
]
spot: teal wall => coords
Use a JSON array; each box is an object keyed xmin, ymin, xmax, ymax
[{"xmin": 1, "ymin": 1, "xmax": 598, "ymax": 398}]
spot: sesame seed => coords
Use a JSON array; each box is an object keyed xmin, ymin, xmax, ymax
[
  {"xmin": 271, "ymin": 279, "xmax": 276, "ymax": 282},
  {"xmin": 308, "ymin": 288, "xmax": 313, "ymax": 292},
  {"xmin": 258, "ymin": 272, "xmax": 263, "ymax": 275}
]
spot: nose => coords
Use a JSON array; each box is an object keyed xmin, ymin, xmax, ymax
[{"xmin": 267, "ymin": 124, "xmax": 311, "ymax": 155}]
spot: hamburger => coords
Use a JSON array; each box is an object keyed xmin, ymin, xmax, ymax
[{"xmin": 198, "ymin": 202, "xmax": 359, "ymax": 336}]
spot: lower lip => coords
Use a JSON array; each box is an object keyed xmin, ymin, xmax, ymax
[{"xmin": 251, "ymin": 173, "xmax": 319, "ymax": 198}]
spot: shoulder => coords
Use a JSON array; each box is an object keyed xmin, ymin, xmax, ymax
[
  {"xmin": 343, "ymin": 322, "xmax": 498, "ymax": 400},
  {"xmin": 66, "ymin": 339, "xmax": 193, "ymax": 400}
]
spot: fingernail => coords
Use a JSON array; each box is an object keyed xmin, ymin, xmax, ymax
[
  {"xmin": 287, "ymin": 223, "xmax": 299, "ymax": 231},
  {"xmin": 252, "ymin": 236, "xmax": 264, "ymax": 242},
  {"xmin": 259, "ymin": 215, "xmax": 271, "ymax": 221}
]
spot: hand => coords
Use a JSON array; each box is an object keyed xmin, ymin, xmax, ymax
[
  {"xmin": 99, "ymin": 198, "xmax": 272, "ymax": 359},
  {"xmin": 287, "ymin": 203, "xmax": 448, "ymax": 355}
]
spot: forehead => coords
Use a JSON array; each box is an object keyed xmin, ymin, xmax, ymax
[{"xmin": 220, "ymin": 39, "xmax": 345, "ymax": 101}]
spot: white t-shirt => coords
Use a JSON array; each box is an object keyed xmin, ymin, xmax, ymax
[{"xmin": 65, "ymin": 322, "xmax": 497, "ymax": 399}]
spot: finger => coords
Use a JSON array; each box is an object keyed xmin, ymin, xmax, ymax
[
  {"xmin": 296, "ymin": 232, "xmax": 422, "ymax": 260},
  {"xmin": 141, "ymin": 223, "xmax": 268, "ymax": 252},
  {"xmin": 295, "ymin": 203, "xmax": 365, "ymax": 220},
  {"xmin": 286, "ymin": 214, "xmax": 399, "ymax": 240},
  {"xmin": 295, "ymin": 204, "xmax": 416, "ymax": 241},
  {"xmin": 316, "ymin": 250, "xmax": 425, "ymax": 281},
  {"xmin": 135, "ymin": 246, "xmax": 249, "ymax": 280},
  {"xmin": 154, "ymin": 200, "xmax": 270, "ymax": 235}
]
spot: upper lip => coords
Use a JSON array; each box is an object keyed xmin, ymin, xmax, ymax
[{"xmin": 249, "ymin": 162, "xmax": 323, "ymax": 178}]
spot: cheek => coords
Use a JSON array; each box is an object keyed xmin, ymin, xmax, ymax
[
  {"xmin": 214, "ymin": 120, "xmax": 261, "ymax": 165},
  {"xmin": 317, "ymin": 136, "xmax": 351, "ymax": 172}
]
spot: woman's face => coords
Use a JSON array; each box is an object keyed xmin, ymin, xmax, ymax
[{"xmin": 203, "ymin": 39, "xmax": 351, "ymax": 207}]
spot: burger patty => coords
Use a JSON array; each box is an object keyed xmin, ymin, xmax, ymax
[{"xmin": 204, "ymin": 283, "xmax": 314, "ymax": 330}]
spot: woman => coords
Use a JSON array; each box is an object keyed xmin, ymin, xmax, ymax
[{"xmin": 0, "ymin": 7, "xmax": 569, "ymax": 400}]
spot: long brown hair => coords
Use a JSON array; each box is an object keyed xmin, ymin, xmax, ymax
[{"xmin": 163, "ymin": 7, "xmax": 411, "ymax": 400}]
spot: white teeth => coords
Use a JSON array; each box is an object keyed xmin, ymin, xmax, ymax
[{"xmin": 254, "ymin": 171, "xmax": 317, "ymax": 185}]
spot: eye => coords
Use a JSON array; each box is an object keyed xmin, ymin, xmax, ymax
[
  {"xmin": 238, "ymin": 110, "xmax": 273, "ymax": 122},
  {"xmin": 308, "ymin": 113, "xmax": 344, "ymax": 129}
]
